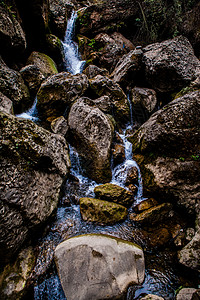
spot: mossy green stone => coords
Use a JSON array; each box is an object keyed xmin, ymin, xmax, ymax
[{"xmin": 80, "ymin": 197, "xmax": 127, "ymax": 225}]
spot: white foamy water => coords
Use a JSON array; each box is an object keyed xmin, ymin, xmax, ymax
[
  {"xmin": 62, "ymin": 10, "xmax": 85, "ymax": 75},
  {"xmin": 16, "ymin": 97, "xmax": 38, "ymax": 121}
]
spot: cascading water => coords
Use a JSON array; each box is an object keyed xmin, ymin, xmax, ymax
[
  {"xmin": 62, "ymin": 10, "xmax": 85, "ymax": 75},
  {"xmin": 16, "ymin": 97, "xmax": 38, "ymax": 121},
  {"xmin": 14, "ymin": 10, "xmax": 190, "ymax": 300}
]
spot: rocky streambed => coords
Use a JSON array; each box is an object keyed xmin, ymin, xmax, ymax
[{"xmin": 0, "ymin": 1, "xmax": 200, "ymax": 300}]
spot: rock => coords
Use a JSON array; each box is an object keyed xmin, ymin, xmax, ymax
[
  {"xmin": 0, "ymin": 247, "xmax": 35, "ymax": 300},
  {"xmin": 94, "ymin": 183, "xmax": 134, "ymax": 207},
  {"xmin": 130, "ymin": 91, "xmax": 200, "ymax": 156},
  {"xmin": 92, "ymin": 95, "xmax": 113, "ymax": 115},
  {"xmin": 80, "ymin": 197, "xmax": 127, "ymax": 225},
  {"xmin": 27, "ymin": 51, "xmax": 58, "ymax": 79},
  {"xmin": 51, "ymin": 116, "xmax": 68, "ymax": 136},
  {"xmin": 49, "ymin": 0, "xmax": 74, "ymax": 38},
  {"xmin": 68, "ymin": 97, "xmax": 113, "ymax": 183},
  {"xmin": 0, "ymin": 112, "xmax": 70, "ymax": 261},
  {"xmin": 20, "ymin": 65, "xmax": 45, "ymax": 95},
  {"xmin": 178, "ymin": 229, "xmax": 200, "ymax": 272},
  {"xmin": 77, "ymin": 1, "xmax": 139, "ymax": 36},
  {"xmin": 134, "ymin": 198, "xmax": 158, "ymax": 213},
  {"xmin": 0, "ymin": 57, "xmax": 30, "ymax": 112},
  {"xmin": 37, "ymin": 72, "xmax": 89, "ymax": 121},
  {"xmin": 146, "ymin": 227, "xmax": 171, "ymax": 249},
  {"xmin": 131, "ymin": 87, "xmax": 157, "ymax": 125},
  {"xmin": 176, "ymin": 288, "xmax": 198, "ymax": 300},
  {"xmin": 143, "ymin": 36, "xmax": 200, "ymax": 92},
  {"xmin": 112, "ymin": 144, "xmax": 125, "ymax": 167},
  {"xmin": 83, "ymin": 65, "xmax": 109, "ymax": 79},
  {"xmin": 130, "ymin": 203, "xmax": 173, "ymax": 226},
  {"xmin": 55, "ymin": 234, "xmax": 145, "ymax": 300},
  {"xmin": 89, "ymin": 75, "xmax": 130, "ymax": 127},
  {"xmin": 45, "ymin": 34, "xmax": 65, "ymax": 69},
  {"xmin": 110, "ymin": 32, "xmax": 134, "ymax": 52},
  {"xmin": 111, "ymin": 48, "xmax": 143, "ymax": 87},
  {"xmin": 0, "ymin": 2, "xmax": 26, "ymax": 55},
  {"xmin": 125, "ymin": 166, "xmax": 139, "ymax": 186},
  {"xmin": 0, "ymin": 92, "xmax": 13, "ymax": 114},
  {"xmin": 140, "ymin": 295, "xmax": 164, "ymax": 300}
]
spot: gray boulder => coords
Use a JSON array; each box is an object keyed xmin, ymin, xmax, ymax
[
  {"xmin": 178, "ymin": 229, "xmax": 200, "ymax": 272},
  {"xmin": 131, "ymin": 87, "xmax": 157, "ymax": 125},
  {"xmin": 51, "ymin": 116, "xmax": 68, "ymax": 136},
  {"xmin": 37, "ymin": 72, "xmax": 89, "ymax": 121},
  {"xmin": 0, "ymin": 112, "xmax": 70, "ymax": 261},
  {"xmin": 68, "ymin": 97, "xmax": 114, "ymax": 183},
  {"xmin": 92, "ymin": 95, "xmax": 113, "ymax": 115},
  {"xmin": 111, "ymin": 48, "xmax": 143, "ymax": 87},
  {"xmin": 176, "ymin": 288, "xmax": 198, "ymax": 300},
  {"xmin": 0, "ymin": 57, "xmax": 30, "ymax": 112},
  {"xmin": 143, "ymin": 36, "xmax": 200, "ymax": 92},
  {"xmin": 140, "ymin": 295, "xmax": 164, "ymax": 300},
  {"xmin": 83, "ymin": 65, "xmax": 109, "ymax": 79},
  {"xmin": 55, "ymin": 234, "xmax": 145, "ymax": 300},
  {"xmin": 20, "ymin": 64, "xmax": 45, "ymax": 95},
  {"xmin": 89, "ymin": 75, "xmax": 130, "ymax": 127},
  {"xmin": 0, "ymin": 2, "xmax": 26, "ymax": 54},
  {"xmin": 0, "ymin": 92, "xmax": 13, "ymax": 114}
]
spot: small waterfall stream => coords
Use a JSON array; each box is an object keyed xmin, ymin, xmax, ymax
[{"xmin": 14, "ymin": 10, "xmax": 192, "ymax": 300}]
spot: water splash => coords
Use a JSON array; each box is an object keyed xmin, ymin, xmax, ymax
[
  {"xmin": 16, "ymin": 97, "xmax": 38, "ymax": 121},
  {"xmin": 62, "ymin": 10, "xmax": 85, "ymax": 75}
]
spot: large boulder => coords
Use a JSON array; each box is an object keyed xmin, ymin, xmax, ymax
[
  {"xmin": 27, "ymin": 51, "xmax": 58, "ymax": 79},
  {"xmin": 89, "ymin": 75, "xmax": 130, "ymax": 127},
  {"xmin": 37, "ymin": 72, "xmax": 89, "ymax": 121},
  {"xmin": 77, "ymin": 0, "xmax": 139, "ymax": 36},
  {"xmin": 176, "ymin": 288, "xmax": 199, "ymax": 300},
  {"xmin": 55, "ymin": 234, "xmax": 145, "ymax": 300},
  {"xmin": 20, "ymin": 64, "xmax": 45, "ymax": 96},
  {"xmin": 178, "ymin": 229, "xmax": 200, "ymax": 272},
  {"xmin": 0, "ymin": 112, "xmax": 70, "ymax": 262},
  {"xmin": 143, "ymin": 36, "xmax": 200, "ymax": 92},
  {"xmin": 111, "ymin": 48, "xmax": 143, "ymax": 87},
  {"xmin": 94, "ymin": 183, "xmax": 134, "ymax": 207},
  {"xmin": 129, "ymin": 91, "xmax": 200, "ymax": 215},
  {"xmin": 0, "ymin": 57, "xmax": 30, "ymax": 113},
  {"xmin": 68, "ymin": 97, "xmax": 114, "ymax": 183},
  {"xmin": 80, "ymin": 197, "xmax": 127, "ymax": 225},
  {"xmin": 49, "ymin": 0, "xmax": 74, "ymax": 38},
  {"xmin": 0, "ymin": 1, "xmax": 26, "ymax": 56},
  {"xmin": 83, "ymin": 65, "xmax": 109, "ymax": 79}
]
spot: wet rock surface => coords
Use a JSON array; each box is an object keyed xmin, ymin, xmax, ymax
[
  {"xmin": 55, "ymin": 234, "xmax": 145, "ymax": 300},
  {"xmin": 80, "ymin": 197, "xmax": 128, "ymax": 225},
  {"xmin": 0, "ymin": 112, "xmax": 70, "ymax": 261},
  {"xmin": 37, "ymin": 72, "xmax": 89, "ymax": 121},
  {"xmin": 94, "ymin": 183, "xmax": 134, "ymax": 207},
  {"xmin": 68, "ymin": 97, "xmax": 113, "ymax": 183},
  {"xmin": 0, "ymin": 92, "xmax": 13, "ymax": 115}
]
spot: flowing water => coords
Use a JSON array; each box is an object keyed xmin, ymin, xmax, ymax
[
  {"xmin": 14, "ymin": 10, "xmax": 197, "ymax": 300},
  {"xmin": 16, "ymin": 97, "xmax": 39, "ymax": 121}
]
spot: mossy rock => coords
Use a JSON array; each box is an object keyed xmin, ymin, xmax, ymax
[
  {"xmin": 80, "ymin": 197, "xmax": 127, "ymax": 225},
  {"xmin": 94, "ymin": 183, "xmax": 134, "ymax": 207}
]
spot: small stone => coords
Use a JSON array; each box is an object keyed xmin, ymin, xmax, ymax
[
  {"xmin": 126, "ymin": 166, "xmax": 139, "ymax": 186},
  {"xmin": 134, "ymin": 198, "xmax": 158, "ymax": 213},
  {"xmin": 176, "ymin": 288, "xmax": 198, "ymax": 300},
  {"xmin": 140, "ymin": 294, "xmax": 164, "ymax": 300},
  {"xmin": 112, "ymin": 144, "xmax": 125, "ymax": 167}
]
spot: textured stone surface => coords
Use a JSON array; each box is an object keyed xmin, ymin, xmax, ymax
[
  {"xmin": 140, "ymin": 295, "xmax": 165, "ymax": 300},
  {"xmin": 176, "ymin": 288, "xmax": 198, "ymax": 300},
  {"xmin": 0, "ymin": 92, "xmax": 13, "ymax": 114},
  {"xmin": 27, "ymin": 51, "xmax": 58, "ymax": 79},
  {"xmin": 89, "ymin": 75, "xmax": 130, "ymax": 127},
  {"xmin": 0, "ymin": 112, "xmax": 70, "ymax": 261},
  {"xmin": 20, "ymin": 64, "xmax": 45, "ymax": 95},
  {"xmin": 131, "ymin": 87, "xmax": 157, "ymax": 125},
  {"xmin": 143, "ymin": 36, "xmax": 200, "ymax": 92},
  {"xmin": 55, "ymin": 234, "xmax": 145, "ymax": 300},
  {"xmin": 111, "ymin": 48, "xmax": 143, "ymax": 87},
  {"xmin": 37, "ymin": 72, "xmax": 89, "ymax": 121},
  {"xmin": 0, "ymin": 57, "xmax": 30, "ymax": 112},
  {"xmin": 83, "ymin": 65, "xmax": 109, "ymax": 79},
  {"xmin": 51, "ymin": 116, "xmax": 68, "ymax": 136},
  {"xmin": 134, "ymin": 198, "xmax": 158, "ymax": 213},
  {"xmin": 68, "ymin": 97, "xmax": 113, "ymax": 183},
  {"xmin": 94, "ymin": 183, "xmax": 134, "ymax": 207},
  {"xmin": 80, "ymin": 198, "xmax": 127, "ymax": 225},
  {"xmin": 178, "ymin": 229, "xmax": 200, "ymax": 272}
]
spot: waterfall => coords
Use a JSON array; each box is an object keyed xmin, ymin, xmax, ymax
[
  {"xmin": 62, "ymin": 10, "xmax": 85, "ymax": 75},
  {"xmin": 16, "ymin": 97, "xmax": 38, "ymax": 121}
]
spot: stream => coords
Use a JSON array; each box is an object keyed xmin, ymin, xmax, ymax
[{"xmin": 16, "ymin": 10, "xmax": 197, "ymax": 300}]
